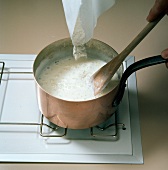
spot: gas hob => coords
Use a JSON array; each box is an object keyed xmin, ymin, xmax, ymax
[{"xmin": 0, "ymin": 54, "xmax": 143, "ymax": 164}]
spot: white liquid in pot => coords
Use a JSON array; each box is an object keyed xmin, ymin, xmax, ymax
[{"xmin": 37, "ymin": 57, "xmax": 120, "ymax": 101}]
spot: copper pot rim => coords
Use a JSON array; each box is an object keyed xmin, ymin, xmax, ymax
[{"xmin": 33, "ymin": 38, "xmax": 123, "ymax": 103}]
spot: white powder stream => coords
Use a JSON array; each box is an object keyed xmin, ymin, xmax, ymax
[
  {"xmin": 72, "ymin": 16, "xmax": 87, "ymax": 60},
  {"xmin": 62, "ymin": 0, "xmax": 116, "ymax": 60}
]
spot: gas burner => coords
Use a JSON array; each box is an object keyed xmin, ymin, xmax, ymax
[
  {"xmin": 0, "ymin": 54, "xmax": 143, "ymax": 164},
  {"xmin": 0, "ymin": 112, "xmax": 126, "ymax": 141},
  {"xmin": 39, "ymin": 111, "xmax": 126, "ymax": 140}
]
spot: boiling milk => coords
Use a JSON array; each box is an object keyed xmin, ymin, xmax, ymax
[{"xmin": 37, "ymin": 57, "xmax": 119, "ymax": 101}]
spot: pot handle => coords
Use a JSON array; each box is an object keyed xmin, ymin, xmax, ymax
[{"xmin": 113, "ymin": 55, "xmax": 167, "ymax": 107}]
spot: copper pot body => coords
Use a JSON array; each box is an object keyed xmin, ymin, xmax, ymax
[{"xmin": 33, "ymin": 38, "xmax": 123, "ymax": 129}]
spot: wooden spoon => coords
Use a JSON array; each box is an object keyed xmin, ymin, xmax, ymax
[{"xmin": 93, "ymin": 16, "xmax": 163, "ymax": 95}]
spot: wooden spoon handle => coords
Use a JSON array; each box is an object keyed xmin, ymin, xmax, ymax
[
  {"xmin": 111, "ymin": 16, "xmax": 164, "ymax": 66},
  {"xmin": 93, "ymin": 16, "xmax": 164, "ymax": 95}
]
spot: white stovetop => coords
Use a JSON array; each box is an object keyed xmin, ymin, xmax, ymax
[{"xmin": 0, "ymin": 54, "xmax": 143, "ymax": 164}]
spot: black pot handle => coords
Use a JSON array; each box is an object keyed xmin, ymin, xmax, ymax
[{"xmin": 113, "ymin": 55, "xmax": 167, "ymax": 107}]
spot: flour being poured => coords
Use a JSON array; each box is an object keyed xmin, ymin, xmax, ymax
[
  {"xmin": 72, "ymin": 16, "xmax": 87, "ymax": 60},
  {"xmin": 62, "ymin": 0, "xmax": 116, "ymax": 59}
]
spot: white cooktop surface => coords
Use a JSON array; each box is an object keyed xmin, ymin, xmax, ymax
[{"xmin": 0, "ymin": 54, "xmax": 143, "ymax": 164}]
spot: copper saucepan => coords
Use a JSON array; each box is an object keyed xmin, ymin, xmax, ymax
[{"xmin": 33, "ymin": 38, "xmax": 167, "ymax": 129}]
